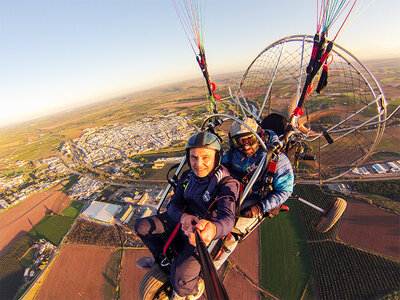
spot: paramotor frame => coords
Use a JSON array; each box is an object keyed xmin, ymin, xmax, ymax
[{"xmin": 232, "ymin": 34, "xmax": 387, "ymax": 183}]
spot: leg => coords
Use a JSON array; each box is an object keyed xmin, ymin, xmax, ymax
[
  {"xmin": 134, "ymin": 212, "xmax": 178, "ymax": 261},
  {"xmin": 213, "ymin": 216, "xmax": 258, "ymax": 270},
  {"xmin": 170, "ymin": 239, "xmax": 201, "ymax": 297}
]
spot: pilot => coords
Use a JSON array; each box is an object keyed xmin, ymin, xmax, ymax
[{"xmin": 134, "ymin": 131, "xmax": 239, "ymax": 299}]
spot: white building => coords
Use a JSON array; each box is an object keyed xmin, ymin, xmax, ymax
[
  {"xmin": 388, "ymin": 161, "xmax": 400, "ymax": 172},
  {"xmin": 0, "ymin": 199, "xmax": 9, "ymax": 209},
  {"xmin": 352, "ymin": 167, "xmax": 370, "ymax": 175},
  {"xmin": 372, "ymin": 163, "xmax": 389, "ymax": 174},
  {"xmin": 82, "ymin": 201, "xmax": 122, "ymax": 223}
]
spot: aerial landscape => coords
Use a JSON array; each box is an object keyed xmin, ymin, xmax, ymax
[
  {"xmin": 0, "ymin": 1, "xmax": 399, "ymax": 300},
  {"xmin": 0, "ymin": 58, "xmax": 399, "ymax": 300}
]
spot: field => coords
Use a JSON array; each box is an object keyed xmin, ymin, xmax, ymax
[
  {"xmin": 259, "ymin": 198, "xmax": 313, "ymax": 300},
  {"xmin": 27, "ymin": 183, "xmax": 400, "ymax": 300},
  {"xmin": 20, "ymin": 247, "xmax": 39, "ymax": 267},
  {"xmin": 66, "ymin": 218, "xmax": 143, "ymax": 247},
  {"xmin": 0, "ymin": 184, "xmax": 71, "ymax": 258},
  {"xmin": 123, "ymin": 227, "xmax": 264, "ymax": 300},
  {"xmin": 0, "ymin": 71, "xmax": 240, "ymax": 169},
  {"xmin": 0, "ymin": 190, "xmax": 82, "ymax": 299},
  {"xmin": 119, "ymin": 248, "xmax": 154, "ymax": 300},
  {"xmin": 28, "ymin": 215, "xmax": 75, "ymax": 246},
  {"xmin": 0, "ymin": 235, "xmax": 33, "ymax": 299},
  {"xmin": 33, "ymin": 226, "xmax": 262, "ymax": 300},
  {"xmin": 309, "ymin": 242, "xmax": 400, "ymax": 299},
  {"xmin": 223, "ymin": 227, "xmax": 262, "ymax": 300},
  {"xmin": 60, "ymin": 200, "xmax": 84, "ymax": 218},
  {"xmin": 295, "ymin": 184, "xmax": 400, "ymax": 299},
  {"xmin": 339, "ymin": 198, "xmax": 400, "ymax": 259},
  {"xmin": 35, "ymin": 244, "xmax": 114, "ymax": 300}
]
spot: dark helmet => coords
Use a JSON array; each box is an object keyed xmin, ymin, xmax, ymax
[
  {"xmin": 260, "ymin": 113, "xmax": 288, "ymax": 136},
  {"xmin": 185, "ymin": 131, "xmax": 222, "ymax": 170}
]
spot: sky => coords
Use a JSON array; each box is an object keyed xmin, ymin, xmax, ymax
[{"xmin": 0, "ymin": 0, "xmax": 399, "ymax": 128}]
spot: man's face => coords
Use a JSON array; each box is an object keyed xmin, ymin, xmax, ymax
[
  {"xmin": 232, "ymin": 134, "xmax": 259, "ymax": 157},
  {"xmin": 189, "ymin": 147, "xmax": 216, "ymax": 178}
]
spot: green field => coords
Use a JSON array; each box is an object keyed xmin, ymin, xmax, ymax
[
  {"xmin": 0, "ymin": 213, "xmax": 78, "ymax": 299},
  {"xmin": 260, "ymin": 198, "xmax": 313, "ymax": 299},
  {"xmin": 61, "ymin": 201, "xmax": 84, "ymax": 218},
  {"xmin": 0, "ymin": 235, "xmax": 34, "ymax": 299},
  {"xmin": 294, "ymin": 184, "xmax": 400, "ymax": 299},
  {"xmin": 28, "ymin": 215, "xmax": 75, "ymax": 246},
  {"xmin": 369, "ymin": 151, "xmax": 400, "ymax": 161}
]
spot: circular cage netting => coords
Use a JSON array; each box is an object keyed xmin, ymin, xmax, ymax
[{"xmin": 236, "ymin": 35, "xmax": 386, "ymax": 182}]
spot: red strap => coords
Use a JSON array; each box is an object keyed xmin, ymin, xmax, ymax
[
  {"xmin": 293, "ymin": 106, "xmax": 303, "ymax": 117},
  {"xmin": 280, "ymin": 205, "xmax": 290, "ymax": 212},
  {"xmin": 213, "ymin": 93, "xmax": 221, "ymax": 101},
  {"xmin": 163, "ymin": 222, "xmax": 181, "ymax": 255},
  {"xmin": 268, "ymin": 161, "xmax": 278, "ymax": 173},
  {"xmin": 311, "ymin": 44, "xmax": 318, "ymax": 59}
]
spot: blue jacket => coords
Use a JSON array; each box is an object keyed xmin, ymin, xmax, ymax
[
  {"xmin": 222, "ymin": 129, "xmax": 294, "ymax": 212},
  {"xmin": 167, "ymin": 165, "xmax": 240, "ymax": 239}
]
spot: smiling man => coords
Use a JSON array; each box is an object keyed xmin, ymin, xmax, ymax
[{"xmin": 134, "ymin": 131, "xmax": 239, "ymax": 300}]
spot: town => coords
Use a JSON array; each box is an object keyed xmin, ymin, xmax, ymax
[
  {"xmin": 1, "ymin": 111, "xmax": 400, "ymax": 213},
  {"xmin": 0, "ymin": 113, "xmax": 196, "ymax": 211}
]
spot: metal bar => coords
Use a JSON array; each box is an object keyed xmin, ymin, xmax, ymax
[
  {"xmin": 156, "ymin": 156, "xmax": 187, "ymax": 213},
  {"xmin": 306, "ymin": 94, "xmax": 383, "ymax": 143},
  {"xmin": 297, "ymin": 197, "xmax": 325, "ymax": 213},
  {"xmin": 228, "ymin": 87, "xmax": 247, "ymax": 117},
  {"xmin": 258, "ymin": 40, "xmax": 286, "ymax": 119},
  {"xmin": 238, "ymin": 153, "xmax": 268, "ymax": 209},
  {"xmin": 296, "ymin": 36, "xmax": 307, "ymax": 111},
  {"xmin": 320, "ymin": 112, "xmax": 382, "ymax": 149}
]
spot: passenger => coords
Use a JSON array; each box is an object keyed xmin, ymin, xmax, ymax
[
  {"xmin": 213, "ymin": 116, "xmax": 294, "ymax": 269},
  {"xmin": 134, "ymin": 131, "xmax": 240, "ymax": 300}
]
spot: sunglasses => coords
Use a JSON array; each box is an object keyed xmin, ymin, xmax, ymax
[{"xmin": 231, "ymin": 134, "xmax": 258, "ymax": 149}]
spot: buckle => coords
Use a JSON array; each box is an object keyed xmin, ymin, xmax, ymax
[{"xmin": 159, "ymin": 253, "xmax": 170, "ymax": 267}]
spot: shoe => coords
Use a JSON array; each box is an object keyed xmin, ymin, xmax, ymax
[
  {"xmin": 187, "ymin": 279, "xmax": 205, "ymax": 300},
  {"xmin": 135, "ymin": 256, "xmax": 156, "ymax": 270}
]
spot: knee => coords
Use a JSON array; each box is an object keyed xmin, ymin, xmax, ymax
[
  {"xmin": 171, "ymin": 271, "xmax": 199, "ymax": 297},
  {"xmin": 134, "ymin": 218, "xmax": 150, "ymax": 236},
  {"xmin": 170, "ymin": 255, "xmax": 201, "ymax": 296}
]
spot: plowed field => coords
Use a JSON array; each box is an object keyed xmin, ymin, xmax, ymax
[
  {"xmin": 119, "ymin": 248, "xmax": 152, "ymax": 300},
  {"xmin": 0, "ymin": 185, "xmax": 71, "ymax": 258},
  {"xmin": 34, "ymin": 228, "xmax": 261, "ymax": 299},
  {"xmin": 224, "ymin": 228, "xmax": 261, "ymax": 300},
  {"xmin": 35, "ymin": 244, "xmax": 113, "ymax": 300},
  {"xmin": 339, "ymin": 198, "xmax": 400, "ymax": 259}
]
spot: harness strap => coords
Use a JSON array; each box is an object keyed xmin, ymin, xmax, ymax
[{"xmin": 163, "ymin": 222, "xmax": 181, "ymax": 255}]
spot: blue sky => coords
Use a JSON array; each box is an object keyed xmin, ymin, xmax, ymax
[{"xmin": 0, "ymin": 0, "xmax": 398, "ymax": 128}]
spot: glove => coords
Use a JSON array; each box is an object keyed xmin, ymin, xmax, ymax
[{"xmin": 241, "ymin": 204, "xmax": 263, "ymax": 218}]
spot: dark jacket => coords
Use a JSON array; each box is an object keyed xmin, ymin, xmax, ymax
[{"xmin": 167, "ymin": 165, "xmax": 239, "ymax": 239}]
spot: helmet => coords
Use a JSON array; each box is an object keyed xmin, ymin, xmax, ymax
[
  {"xmin": 260, "ymin": 113, "xmax": 288, "ymax": 136},
  {"xmin": 229, "ymin": 117, "xmax": 259, "ymax": 138},
  {"xmin": 185, "ymin": 131, "xmax": 222, "ymax": 170},
  {"xmin": 185, "ymin": 131, "xmax": 222, "ymax": 152}
]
